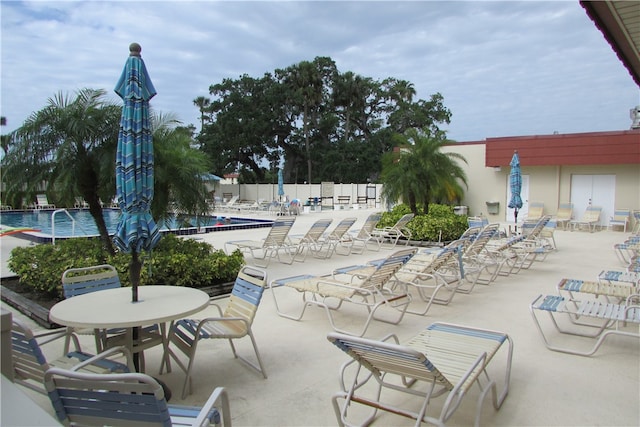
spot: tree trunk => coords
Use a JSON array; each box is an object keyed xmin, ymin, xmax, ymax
[{"xmin": 86, "ymin": 194, "xmax": 115, "ymax": 256}]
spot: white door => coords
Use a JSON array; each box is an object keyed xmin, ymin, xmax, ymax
[
  {"xmin": 505, "ymin": 174, "xmax": 530, "ymax": 223},
  {"xmin": 570, "ymin": 175, "xmax": 615, "ymax": 227}
]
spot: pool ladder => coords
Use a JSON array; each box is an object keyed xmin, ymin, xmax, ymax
[{"xmin": 51, "ymin": 209, "xmax": 89, "ymax": 245}]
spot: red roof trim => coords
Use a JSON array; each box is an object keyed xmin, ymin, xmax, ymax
[{"xmin": 484, "ymin": 129, "xmax": 640, "ymax": 167}]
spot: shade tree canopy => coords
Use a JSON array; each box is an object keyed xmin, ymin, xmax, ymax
[{"xmin": 196, "ymin": 56, "xmax": 453, "ymax": 185}]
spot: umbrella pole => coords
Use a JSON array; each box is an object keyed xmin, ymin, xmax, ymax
[
  {"xmin": 130, "ymin": 250, "xmax": 142, "ymax": 371},
  {"xmin": 514, "ymin": 209, "xmax": 519, "ymax": 233},
  {"xmin": 130, "ymin": 250, "xmax": 141, "ymax": 302}
]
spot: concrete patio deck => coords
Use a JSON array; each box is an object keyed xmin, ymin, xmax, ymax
[{"xmin": 1, "ymin": 207, "xmax": 638, "ymax": 426}]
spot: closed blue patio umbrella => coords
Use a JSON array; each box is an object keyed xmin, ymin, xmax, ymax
[
  {"xmin": 508, "ymin": 151, "xmax": 523, "ymax": 231},
  {"xmin": 113, "ymin": 43, "xmax": 161, "ymax": 303},
  {"xmin": 277, "ymin": 169, "xmax": 284, "ymax": 201}
]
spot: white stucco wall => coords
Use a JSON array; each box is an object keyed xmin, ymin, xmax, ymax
[{"xmin": 217, "ymin": 141, "xmax": 639, "ymax": 228}]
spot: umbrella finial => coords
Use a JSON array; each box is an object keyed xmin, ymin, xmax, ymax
[{"xmin": 129, "ymin": 43, "xmax": 142, "ymax": 57}]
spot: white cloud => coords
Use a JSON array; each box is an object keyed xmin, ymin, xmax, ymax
[{"xmin": 1, "ymin": 0, "xmax": 638, "ymax": 141}]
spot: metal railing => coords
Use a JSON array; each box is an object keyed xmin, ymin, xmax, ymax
[{"xmin": 51, "ymin": 209, "xmax": 75, "ymax": 245}]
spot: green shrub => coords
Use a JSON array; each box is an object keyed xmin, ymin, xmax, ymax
[
  {"xmin": 8, "ymin": 234, "xmax": 244, "ymax": 299},
  {"xmin": 377, "ymin": 204, "xmax": 413, "ymax": 228},
  {"xmin": 376, "ymin": 204, "xmax": 468, "ymax": 243}
]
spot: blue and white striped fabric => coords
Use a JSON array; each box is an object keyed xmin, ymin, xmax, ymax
[
  {"xmin": 113, "ymin": 46, "xmax": 160, "ymax": 254},
  {"xmin": 508, "ymin": 151, "xmax": 522, "ymax": 211}
]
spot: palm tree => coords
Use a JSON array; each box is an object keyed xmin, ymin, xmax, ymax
[
  {"xmin": 3, "ymin": 88, "xmax": 120, "ymax": 254},
  {"xmin": 281, "ymin": 57, "xmax": 336, "ymax": 183},
  {"xmin": 193, "ymin": 96, "xmax": 211, "ymax": 133},
  {"xmin": 3, "ymin": 89, "xmax": 213, "ymax": 256},
  {"xmin": 381, "ymin": 128, "xmax": 467, "ymax": 215},
  {"xmin": 151, "ymin": 112, "xmax": 211, "ymax": 224}
]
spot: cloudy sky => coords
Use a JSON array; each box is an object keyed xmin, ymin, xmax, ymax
[{"xmin": 2, "ymin": 0, "xmax": 638, "ymax": 142}]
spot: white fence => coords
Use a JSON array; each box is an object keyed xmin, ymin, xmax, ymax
[{"xmin": 217, "ymin": 182, "xmax": 385, "ymax": 209}]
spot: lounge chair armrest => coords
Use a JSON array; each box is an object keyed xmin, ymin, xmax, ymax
[
  {"xmin": 201, "ymin": 316, "xmax": 251, "ymax": 329},
  {"xmin": 334, "ymin": 332, "xmax": 400, "ymax": 392},
  {"xmin": 192, "ymin": 386, "xmax": 231, "ymax": 427},
  {"xmin": 208, "ymin": 301, "xmax": 225, "ymax": 316},
  {"xmin": 626, "ymin": 293, "xmax": 640, "ymax": 305}
]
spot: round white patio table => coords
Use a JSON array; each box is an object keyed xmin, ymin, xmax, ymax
[{"xmin": 49, "ymin": 285, "xmax": 209, "ymax": 374}]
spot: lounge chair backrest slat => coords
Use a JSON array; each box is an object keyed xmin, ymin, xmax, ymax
[
  {"xmin": 306, "ymin": 218, "xmax": 333, "ymax": 240},
  {"xmin": 356, "ymin": 213, "xmax": 382, "ymax": 239},
  {"xmin": 328, "ymin": 333, "xmax": 453, "ymax": 388},
  {"xmin": 329, "ymin": 218, "xmax": 357, "ymax": 240},
  {"xmin": 62, "ymin": 265, "xmax": 121, "ymax": 299},
  {"xmin": 264, "ymin": 219, "xmax": 295, "ymax": 246},
  {"xmin": 45, "ymin": 369, "xmax": 175, "ymax": 426}
]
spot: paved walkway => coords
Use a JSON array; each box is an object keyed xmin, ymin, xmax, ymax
[{"xmin": 2, "ymin": 207, "xmax": 638, "ymax": 426}]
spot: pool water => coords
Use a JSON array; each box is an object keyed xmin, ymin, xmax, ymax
[{"xmin": 0, "ymin": 209, "xmax": 269, "ymax": 238}]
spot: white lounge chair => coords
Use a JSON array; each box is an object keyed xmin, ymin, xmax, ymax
[
  {"xmin": 525, "ymin": 201, "xmax": 544, "ymax": 221},
  {"xmin": 270, "ymin": 248, "xmax": 417, "ymax": 337},
  {"xmin": 570, "ymin": 206, "xmax": 602, "ymax": 232},
  {"xmin": 609, "ymin": 208, "xmax": 630, "ymax": 232},
  {"xmin": 225, "ymin": 218, "xmax": 296, "ymax": 266},
  {"xmin": 327, "ymin": 322, "xmax": 513, "ymax": 426},
  {"xmin": 313, "ymin": 217, "xmax": 357, "ymax": 258},
  {"xmin": 339, "ymin": 212, "xmax": 383, "ymax": 254},
  {"xmin": 371, "ymin": 213, "xmax": 415, "ymax": 247},
  {"xmin": 530, "ymin": 293, "xmax": 640, "ymax": 356},
  {"xmin": 287, "ymin": 218, "xmax": 333, "ymax": 261},
  {"xmin": 34, "ymin": 194, "xmax": 55, "ymax": 209},
  {"xmin": 554, "ymin": 202, "xmax": 573, "ymax": 230}
]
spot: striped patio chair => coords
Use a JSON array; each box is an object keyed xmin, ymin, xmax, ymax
[
  {"xmin": 167, "ymin": 266, "xmax": 268, "ymax": 399},
  {"xmin": 44, "ymin": 368, "xmax": 231, "ymax": 426},
  {"xmin": 10, "ymin": 317, "xmax": 133, "ymax": 395}
]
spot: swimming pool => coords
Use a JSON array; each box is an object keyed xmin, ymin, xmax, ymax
[{"xmin": 0, "ymin": 209, "xmax": 272, "ymax": 243}]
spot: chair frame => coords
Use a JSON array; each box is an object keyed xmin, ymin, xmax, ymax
[
  {"xmin": 371, "ymin": 213, "xmax": 415, "ymax": 247},
  {"xmin": 614, "ymin": 235, "xmax": 640, "ymax": 265},
  {"xmin": 62, "ymin": 264, "xmax": 165, "ymax": 373},
  {"xmin": 525, "ymin": 201, "xmax": 544, "ymax": 221},
  {"xmin": 44, "ymin": 367, "xmax": 231, "ymax": 427},
  {"xmin": 387, "ymin": 242, "xmax": 465, "ymax": 315},
  {"xmin": 287, "ymin": 218, "xmax": 333, "ymax": 262},
  {"xmin": 225, "ymin": 218, "xmax": 296, "ymax": 266},
  {"xmin": 456, "ymin": 223, "xmax": 501, "ymax": 293},
  {"xmin": 61, "ymin": 264, "xmax": 122, "ymax": 354},
  {"xmin": 609, "ymin": 208, "xmax": 630, "ymax": 232},
  {"xmin": 270, "ymin": 248, "xmax": 417, "ymax": 337},
  {"xmin": 166, "ymin": 265, "xmax": 268, "ymax": 399},
  {"xmin": 555, "ymin": 202, "xmax": 573, "ymax": 230},
  {"xmin": 34, "ymin": 193, "xmax": 55, "ymax": 209},
  {"xmin": 339, "ymin": 212, "xmax": 384, "ymax": 255},
  {"xmin": 327, "ymin": 322, "xmax": 513, "ymax": 427},
  {"xmin": 314, "ymin": 217, "xmax": 358, "ymax": 258},
  {"xmin": 10, "ymin": 317, "xmax": 133, "ymax": 395},
  {"xmin": 570, "ymin": 206, "xmax": 602, "ymax": 232},
  {"xmin": 530, "ymin": 293, "xmax": 640, "ymax": 356}
]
